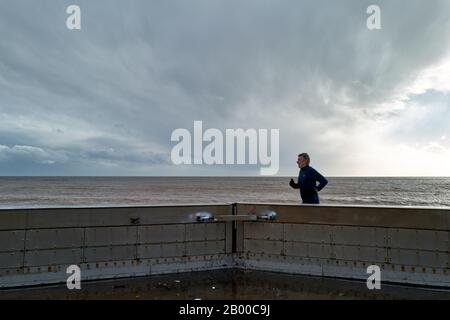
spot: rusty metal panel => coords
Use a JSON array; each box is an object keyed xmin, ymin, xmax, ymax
[
  {"xmin": 2, "ymin": 204, "xmax": 450, "ymax": 289},
  {"xmin": 85, "ymin": 226, "xmax": 137, "ymax": 247},
  {"xmin": 307, "ymin": 244, "xmax": 332, "ymax": 259},
  {"xmin": 357, "ymin": 246, "xmax": 385, "ymax": 264},
  {"xmin": 243, "ymin": 222, "xmax": 283, "ymax": 241},
  {"xmin": 415, "ymin": 230, "xmax": 449, "ymax": 252},
  {"xmin": 185, "ymin": 223, "xmax": 226, "ymax": 241},
  {"xmin": 0, "ymin": 230, "xmax": 26, "ymax": 252},
  {"xmin": 283, "ymin": 242, "xmax": 308, "ymax": 257},
  {"xmin": 186, "ymin": 241, "xmax": 226, "ymax": 256},
  {"xmin": 417, "ymin": 251, "xmax": 450, "ymax": 268},
  {"xmin": 26, "ymin": 228, "xmax": 84, "ymax": 250},
  {"xmin": 244, "ymin": 239, "xmax": 284, "ymax": 255},
  {"xmin": 159, "ymin": 242, "xmax": 186, "ymax": 258},
  {"xmin": 0, "ymin": 252, "xmax": 23, "ymax": 268},
  {"xmin": 333, "ymin": 245, "xmax": 360, "ymax": 261},
  {"xmin": 388, "ymin": 248, "xmax": 420, "ymax": 266},
  {"xmin": 137, "ymin": 244, "xmax": 163, "ymax": 259},
  {"xmin": 148, "ymin": 255, "xmax": 232, "ymax": 275},
  {"xmin": 239, "ymin": 253, "xmax": 324, "ymax": 277},
  {"xmin": 24, "ymin": 249, "xmax": 82, "ymax": 267},
  {"xmin": 138, "ymin": 243, "xmax": 185, "ymax": 259},
  {"xmin": 284, "ymin": 224, "xmax": 332, "ymax": 244},
  {"xmin": 139, "ymin": 224, "xmax": 185, "ymax": 244},
  {"xmin": 332, "ymin": 226, "xmax": 387, "ymax": 247},
  {"xmin": 83, "ymin": 245, "xmax": 136, "ymax": 262},
  {"xmin": 325, "ymin": 244, "xmax": 387, "ymax": 264},
  {"xmin": 387, "ymin": 229, "xmax": 419, "ymax": 250}
]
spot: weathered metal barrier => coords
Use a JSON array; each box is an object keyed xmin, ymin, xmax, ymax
[
  {"xmin": 235, "ymin": 204, "xmax": 450, "ymax": 287},
  {"xmin": 1, "ymin": 203, "xmax": 449, "ymax": 288},
  {"xmin": 0, "ymin": 205, "xmax": 233, "ymax": 287}
]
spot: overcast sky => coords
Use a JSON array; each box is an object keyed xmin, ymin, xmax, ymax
[{"xmin": 1, "ymin": 0, "xmax": 450, "ymax": 176}]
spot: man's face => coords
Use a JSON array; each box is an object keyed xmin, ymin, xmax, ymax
[{"xmin": 297, "ymin": 156, "xmax": 307, "ymax": 168}]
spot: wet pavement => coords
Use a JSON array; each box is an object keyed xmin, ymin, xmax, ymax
[{"xmin": 1, "ymin": 269, "xmax": 450, "ymax": 300}]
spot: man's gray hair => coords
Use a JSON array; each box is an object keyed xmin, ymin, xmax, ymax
[{"xmin": 298, "ymin": 153, "xmax": 310, "ymax": 164}]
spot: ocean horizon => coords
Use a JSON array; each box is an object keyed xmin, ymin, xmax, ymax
[{"xmin": 1, "ymin": 176, "xmax": 449, "ymax": 209}]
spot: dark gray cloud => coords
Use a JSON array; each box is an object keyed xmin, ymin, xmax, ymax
[{"xmin": 0, "ymin": 0, "xmax": 450, "ymax": 175}]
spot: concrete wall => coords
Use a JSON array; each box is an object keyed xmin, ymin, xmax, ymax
[
  {"xmin": 0, "ymin": 205, "xmax": 233, "ymax": 288},
  {"xmin": 1, "ymin": 203, "xmax": 450, "ymax": 288},
  {"xmin": 235, "ymin": 204, "xmax": 450, "ymax": 287}
]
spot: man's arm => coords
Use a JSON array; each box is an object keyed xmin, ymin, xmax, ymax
[
  {"xmin": 289, "ymin": 179, "xmax": 300, "ymax": 189},
  {"xmin": 313, "ymin": 169, "xmax": 328, "ymax": 191}
]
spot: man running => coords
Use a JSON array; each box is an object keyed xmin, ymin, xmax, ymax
[{"xmin": 289, "ymin": 153, "xmax": 328, "ymax": 204}]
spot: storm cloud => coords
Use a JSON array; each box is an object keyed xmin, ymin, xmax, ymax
[{"xmin": 0, "ymin": 0, "xmax": 449, "ymax": 176}]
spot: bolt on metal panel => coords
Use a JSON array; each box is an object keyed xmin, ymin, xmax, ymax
[
  {"xmin": 333, "ymin": 245, "xmax": 360, "ymax": 261},
  {"xmin": 0, "ymin": 252, "xmax": 23, "ymax": 269},
  {"xmin": 138, "ymin": 224, "xmax": 185, "ymax": 244},
  {"xmin": 186, "ymin": 240, "xmax": 226, "ymax": 256},
  {"xmin": 417, "ymin": 251, "xmax": 450, "ymax": 268},
  {"xmin": 306, "ymin": 243, "xmax": 333, "ymax": 259},
  {"xmin": 283, "ymin": 224, "xmax": 332, "ymax": 244},
  {"xmin": 84, "ymin": 226, "xmax": 137, "ymax": 247},
  {"xmin": 356, "ymin": 246, "xmax": 385, "ymax": 264},
  {"xmin": 387, "ymin": 229, "xmax": 420, "ymax": 251},
  {"xmin": 243, "ymin": 239, "xmax": 284, "ymax": 256},
  {"xmin": 24, "ymin": 248, "xmax": 83, "ymax": 267},
  {"xmin": 416, "ymin": 230, "xmax": 449, "ymax": 252},
  {"xmin": 137, "ymin": 243, "xmax": 165, "ymax": 259},
  {"xmin": 386, "ymin": 248, "xmax": 419, "ymax": 266},
  {"xmin": 137, "ymin": 242, "xmax": 186, "ymax": 259},
  {"xmin": 160, "ymin": 242, "xmax": 186, "ymax": 258},
  {"xmin": 331, "ymin": 226, "xmax": 387, "ymax": 247},
  {"xmin": 26, "ymin": 228, "xmax": 84, "ymax": 250},
  {"xmin": 283, "ymin": 242, "xmax": 309, "ymax": 258},
  {"xmin": 83, "ymin": 245, "xmax": 136, "ymax": 263},
  {"xmin": 241, "ymin": 253, "xmax": 326, "ymax": 276},
  {"xmin": 243, "ymin": 222, "xmax": 283, "ymax": 241},
  {"xmin": 185, "ymin": 223, "xmax": 226, "ymax": 242},
  {"xmin": 0, "ymin": 230, "xmax": 26, "ymax": 252}
]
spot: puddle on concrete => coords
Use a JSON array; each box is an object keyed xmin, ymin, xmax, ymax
[{"xmin": 1, "ymin": 269, "xmax": 450, "ymax": 300}]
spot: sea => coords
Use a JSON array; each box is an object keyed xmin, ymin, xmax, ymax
[{"xmin": 0, "ymin": 176, "xmax": 449, "ymax": 209}]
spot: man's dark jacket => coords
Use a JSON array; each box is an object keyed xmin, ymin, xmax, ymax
[{"xmin": 290, "ymin": 165, "xmax": 328, "ymax": 204}]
